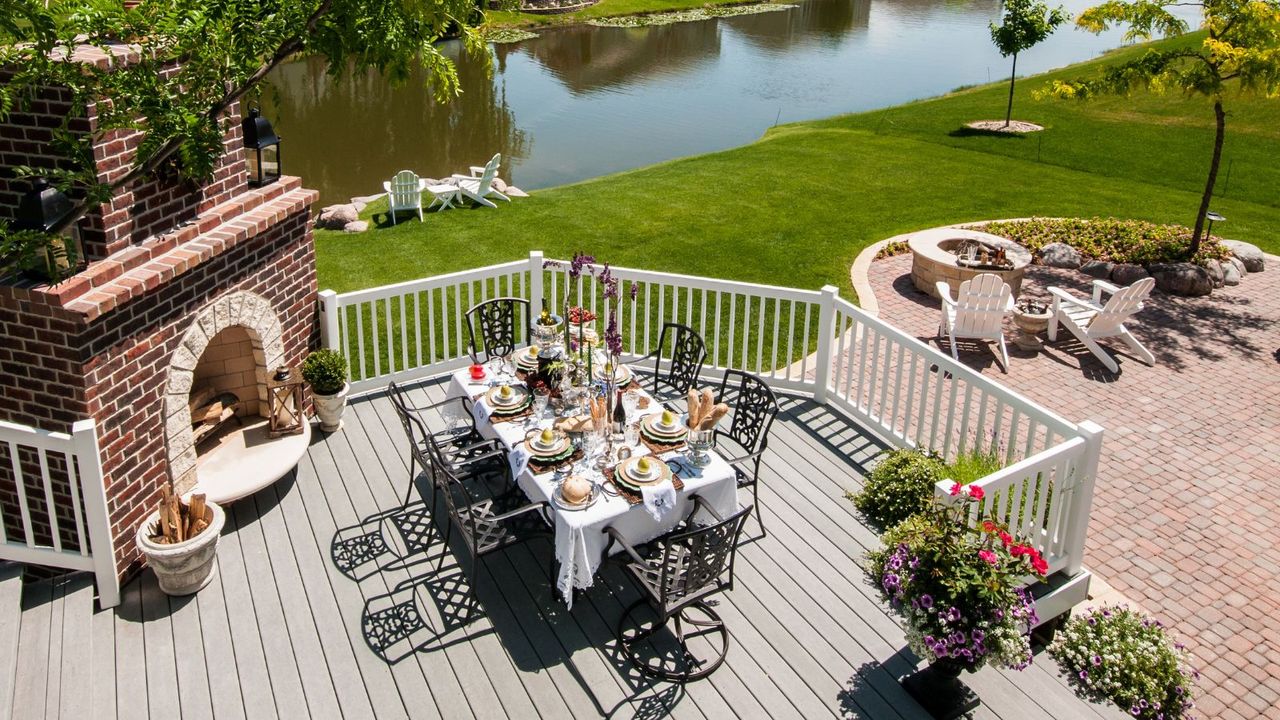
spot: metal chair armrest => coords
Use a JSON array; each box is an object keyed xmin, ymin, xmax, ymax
[
  {"xmin": 490, "ymin": 500, "xmax": 549, "ymax": 524},
  {"xmin": 688, "ymin": 495, "xmax": 723, "ymax": 523},
  {"xmin": 717, "ymin": 447, "xmax": 767, "ymax": 466},
  {"xmin": 604, "ymin": 526, "xmax": 649, "ymax": 566}
]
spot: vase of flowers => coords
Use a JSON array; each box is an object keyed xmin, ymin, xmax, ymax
[{"xmin": 868, "ymin": 482, "xmax": 1048, "ymax": 720}]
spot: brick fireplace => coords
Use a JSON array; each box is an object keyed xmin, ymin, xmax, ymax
[{"xmin": 0, "ymin": 43, "xmax": 319, "ymax": 580}]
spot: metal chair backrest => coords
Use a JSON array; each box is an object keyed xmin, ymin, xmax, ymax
[
  {"xmin": 715, "ymin": 370, "xmax": 778, "ymax": 458},
  {"xmin": 387, "ymin": 381, "xmax": 434, "ymax": 475},
  {"xmin": 657, "ymin": 504, "xmax": 752, "ymax": 610},
  {"xmin": 652, "ymin": 323, "xmax": 706, "ymax": 397},
  {"xmin": 388, "ymin": 170, "xmax": 421, "ymax": 210},
  {"xmin": 473, "ymin": 153, "xmax": 501, "ymax": 195},
  {"xmin": 1090, "ymin": 277, "xmax": 1154, "ymax": 335},
  {"xmin": 426, "ymin": 437, "xmax": 485, "ymax": 556},
  {"xmin": 466, "ymin": 297, "xmax": 530, "ymax": 364},
  {"xmin": 952, "ymin": 273, "xmax": 1011, "ymax": 337}
]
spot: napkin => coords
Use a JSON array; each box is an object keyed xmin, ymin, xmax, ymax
[
  {"xmin": 640, "ymin": 479, "xmax": 677, "ymax": 522},
  {"xmin": 508, "ymin": 444, "xmax": 532, "ymax": 478},
  {"xmin": 472, "ymin": 397, "xmax": 493, "ymax": 425}
]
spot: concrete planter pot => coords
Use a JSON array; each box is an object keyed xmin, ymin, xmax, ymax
[
  {"xmin": 135, "ymin": 500, "xmax": 225, "ymax": 596},
  {"xmin": 313, "ymin": 382, "xmax": 350, "ymax": 432},
  {"xmin": 1012, "ymin": 305, "xmax": 1053, "ymax": 351}
]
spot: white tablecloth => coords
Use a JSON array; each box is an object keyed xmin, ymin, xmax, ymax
[{"xmin": 447, "ymin": 368, "xmax": 739, "ymax": 606}]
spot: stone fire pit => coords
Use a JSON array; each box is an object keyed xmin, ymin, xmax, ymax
[{"xmin": 908, "ymin": 228, "xmax": 1032, "ymax": 299}]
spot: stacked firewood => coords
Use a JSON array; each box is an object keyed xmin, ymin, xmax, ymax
[
  {"xmin": 189, "ymin": 388, "xmax": 241, "ymax": 446},
  {"xmin": 151, "ymin": 486, "xmax": 210, "ymax": 544}
]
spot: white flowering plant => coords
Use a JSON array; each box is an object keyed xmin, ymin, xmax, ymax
[
  {"xmin": 867, "ymin": 483, "xmax": 1047, "ymax": 671},
  {"xmin": 1050, "ymin": 606, "xmax": 1197, "ymax": 719}
]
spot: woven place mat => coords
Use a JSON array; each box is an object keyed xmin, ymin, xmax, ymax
[
  {"xmin": 491, "ymin": 404, "xmax": 536, "ymax": 425},
  {"xmin": 603, "ymin": 464, "xmax": 685, "ymax": 506},
  {"xmin": 528, "ymin": 447, "xmax": 585, "ymax": 472}
]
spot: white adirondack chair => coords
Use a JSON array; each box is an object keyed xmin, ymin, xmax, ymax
[
  {"xmin": 451, "ymin": 153, "xmax": 510, "ymax": 209},
  {"xmin": 1046, "ymin": 277, "xmax": 1156, "ymax": 373},
  {"xmin": 382, "ymin": 170, "xmax": 428, "ymax": 224},
  {"xmin": 937, "ymin": 273, "xmax": 1014, "ymax": 372}
]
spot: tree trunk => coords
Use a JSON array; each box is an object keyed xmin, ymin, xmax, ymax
[
  {"xmin": 1189, "ymin": 99, "xmax": 1226, "ymax": 258},
  {"xmin": 1004, "ymin": 53, "xmax": 1018, "ymax": 127}
]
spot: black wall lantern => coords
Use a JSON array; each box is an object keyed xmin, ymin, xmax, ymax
[
  {"xmin": 242, "ymin": 106, "xmax": 281, "ymax": 187},
  {"xmin": 13, "ymin": 178, "xmax": 81, "ymax": 278}
]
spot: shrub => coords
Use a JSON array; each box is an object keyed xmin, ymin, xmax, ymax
[
  {"xmin": 980, "ymin": 217, "xmax": 1230, "ymax": 265},
  {"xmin": 1051, "ymin": 606, "xmax": 1197, "ymax": 720},
  {"xmin": 301, "ymin": 349, "xmax": 348, "ymax": 395},
  {"xmin": 853, "ymin": 449, "xmax": 946, "ymax": 529},
  {"xmin": 853, "ymin": 449, "xmax": 1004, "ymax": 529}
]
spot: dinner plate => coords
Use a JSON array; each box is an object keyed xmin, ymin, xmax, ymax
[
  {"xmin": 641, "ymin": 414, "xmax": 688, "ymax": 440},
  {"xmin": 486, "ymin": 385, "xmax": 528, "ymax": 408},
  {"xmin": 525, "ymin": 435, "xmax": 571, "ymax": 457},
  {"xmin": 592, "ymin": 363, "xmax": 631, "ymax": 386},
  {"xmin": 490, "ymin": 394, "xmax": 533, "ymax": 416},
  {"xmin": 615, "ymin": 456, "xmax": 672, "ymax": 488},
  {"xmin": 554, "ymin": 484, "xmax": 599, "ymax": 511}
]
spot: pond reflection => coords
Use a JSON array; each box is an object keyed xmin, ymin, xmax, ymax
[{"xmin": 265, "ymin": 0, "xmax": 1136, "ymax": 206}]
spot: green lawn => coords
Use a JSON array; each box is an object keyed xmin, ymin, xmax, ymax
[
  {"xmin": 486, "ymin": 0, "xmax": 769, "ymax": 28},
  {"xmin": 316, "ymin": 34, "xmax": 1279, "ymax": 298}
]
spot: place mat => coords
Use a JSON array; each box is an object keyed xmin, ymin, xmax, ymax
[
  {"xmin": 638, "ymin": 425, "xmax": 687, "ymax": 454},
  {"xmin": 529, "ymin": 447, "xmax": 584, "ymax": 472},
  {"xmin": 603, "ymin": 464, "xmax": 685, "ymax": 506},
  {"xmin": 491, "ymin": 404, "xmax": 536, "ymax": 425}
]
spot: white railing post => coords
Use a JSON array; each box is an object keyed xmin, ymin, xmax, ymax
[
  {"xmin": 318, "ymin": 289, "xmax": 340, "ymax": 351},
  {"xmin": 70, "ymin": 419, "xmax": 120, "ymax": 609},
  {"xmin": 528, "ymin": 251, "xmax": 544, "ymax": 309},
  {"xmin": 812, "ymin": 285, "xmax": 839, "ymax": 402},
  {"xmin": 1063, "ymin": 420, "xmax": 1104, "ymax": 576}
]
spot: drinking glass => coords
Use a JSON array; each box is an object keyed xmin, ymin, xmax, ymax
[
  {"xmin": 624, "ymin": 422, "xmax": 640, "ymax": 449},
  {"xmin": 532, "ymin": 386, "xmax": 550, "ymax": 422}
]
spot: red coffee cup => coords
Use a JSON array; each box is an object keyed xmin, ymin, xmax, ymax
[{"xmin": 469, "ymin": 363, "xmax": 485, "ymax": 380}]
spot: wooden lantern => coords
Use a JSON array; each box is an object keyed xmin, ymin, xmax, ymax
[{"xmin": 267, "ymin": 366, "xmax": 304, "ymax": 437}]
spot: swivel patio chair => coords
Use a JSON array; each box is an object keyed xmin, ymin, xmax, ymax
[
  {"xmin": 635, "ymin": 322, "xmax": 707, "ymax": 403},
  {"xmin": 465, "ymin": 297, "xmax": 531, "ymax": 365},
  {"xmin": 714, "ymin": 370, "xmax": 778, "ymax": 536},
  {"xmin": 1046, "ymin": 277, "xmax": 1156, "ymax": 373},
  {"xmin": 936, "ymin": 273, "xmax": 1014, "ymax": 373},
  {"xmin": 606, "ymin": 498, "xmax": 753, "ymax": 682},
  {"xmin": 451, "ymin": 153, "xmax": 510, "ymax": 209},
  {"xmin": 382, "ymin": 169, "xmax": 428, "ymax": 225},
  {"xmin": 431, "ymin": 445, "xmax": 551, "ymax": 602},
  {"xmin": 387, "ymin": 380, "xmax": 504, "ymax": 506}
]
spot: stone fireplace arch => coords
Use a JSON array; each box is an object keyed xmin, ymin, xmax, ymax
[{"xmin": 163, "ymin": 291, "xmax": 285, "ymax": 491}]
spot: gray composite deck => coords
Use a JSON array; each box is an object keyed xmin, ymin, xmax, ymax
[{"xmin": 3, "ymin": 377, "xmax": 1127, "ymax": 720}]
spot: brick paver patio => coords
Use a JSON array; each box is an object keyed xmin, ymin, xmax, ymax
[{"xmin": 866, "ymin": 252, "xmax": 1280, "ymax": 719}]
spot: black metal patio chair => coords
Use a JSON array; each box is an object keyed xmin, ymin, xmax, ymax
[
  {"xmin": 714, "ymin": 369, "xmax": 778, "ymax": 536},
  {"xmin": 605, "ymin": 498, "xmax": 753, "ymax": 682},
  {"xmin": 387, "ymin": 380, "xmax": 505, "ymax": 506},
  {"xmin": 431, "ymin": 443, "xmax": 551, "ymax": 602},
  {"xmin": 634, "ymin": 322, "xmax": 707, "ymax": 403},
  {"xmin": 465, "ymin": 297, "xmax": 531, "ymax": 364}
]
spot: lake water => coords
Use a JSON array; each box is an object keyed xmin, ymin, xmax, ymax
[{"xmin": 264, "ymin": 0, "xmax": 1142, "ymax": 207}]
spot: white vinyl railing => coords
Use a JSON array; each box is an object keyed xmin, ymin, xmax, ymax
[
  {"xmin": 320, "ymin": 251, "xmax": 1103, "ymax": 607},
  {"xmin": 0, "ymin": 418, "xmax": 120, "ymax": 608}
]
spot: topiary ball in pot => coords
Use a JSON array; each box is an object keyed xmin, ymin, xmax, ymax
[{"xmin": 301, "ymin": 349, "xmax": 349, "ymax": 432}]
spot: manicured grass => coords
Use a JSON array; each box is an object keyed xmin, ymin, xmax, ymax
[
  {"xmin": 316, "ymin": 34, "xmax": 1279, "ymax": 297},
  {"xmin": 486, "ymin": 0, "xmax": 766, "ymax": 29}
]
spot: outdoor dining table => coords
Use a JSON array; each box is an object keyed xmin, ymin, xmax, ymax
[{"xmin": 446, "ymin": 364, "xmax": 739, "ymax": 607}]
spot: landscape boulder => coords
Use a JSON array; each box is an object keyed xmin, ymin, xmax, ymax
[
  {"xmin": 1037, "ymin": 242, "xmax": 1082, "ymax": 269},
  {"xmin": 1110, "ymin": 263, "xmax": 1149, "ymax": 286},
  {"xmin": 1080, "ymin": 260, "xmax": 1114, "ymax": 279},
  {"xmin": 316, "ymin": 204, "xmax": 359, "ymax": 230},
  {"xmin": 1227, "ymin": 256, "xmax": 1247, "ymax": 276},
  {"xmin": 1148, "ymin": 262, "xmax": 1213, "ymax": 297},
  {"xmin": 343, "ymin": 221, "xmax": 369, "ymax": 233},
  {"xmin": 1221, "ymin": 239, "xmax": 1265, "ymax": 272},
  {"xmin": 1222, "ymin": 262, "xmax": 1242, "ymax": 286},
  {"xmin": 1202, "ymin": 259, "xmax": 1225, "ymax": 288}
]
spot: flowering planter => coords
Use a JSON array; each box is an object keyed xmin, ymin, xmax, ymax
[{"xmin": 900, "ymin": 658, "xmax": 981, "ymax": 720}]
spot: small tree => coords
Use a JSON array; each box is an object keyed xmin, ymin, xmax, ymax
[
  {"xmin": 991, "ymin": 0, "xmax": 1068, "ymax": 126},
  {"xmin": 1044, "ymin": 0, "xmax": 1280, "ymax": 256},
  {"xmin": 0, "ymin": 0, "xmax": 489, "ymax": 281}
]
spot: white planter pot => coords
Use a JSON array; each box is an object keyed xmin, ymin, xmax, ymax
[
  {"xmin": 135, "ymin": 500, "xmax": 225, "ymax": 596},
  {"xmin": 313, "ymin": 382, "xmax": 350, "ymax": 432}
]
